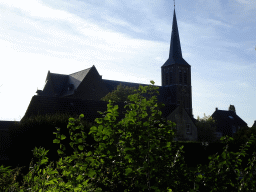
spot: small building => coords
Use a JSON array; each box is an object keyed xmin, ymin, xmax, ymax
[{"xmin": 211, "ymin": 105, "xmax": 248, "ymax": 139}]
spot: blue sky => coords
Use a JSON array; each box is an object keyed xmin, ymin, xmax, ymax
[{"xmin": 0, "ymin": 0, "xmax": 255, "ymax": 127}]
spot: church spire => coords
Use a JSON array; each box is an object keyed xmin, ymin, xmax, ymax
[
  {"xmin": 169, "ymin": 8, "xmax": 182, "ymax": 59},
  {"xmin": 162, "ymin": 6, "xmax": 189, "ymax": 67}
]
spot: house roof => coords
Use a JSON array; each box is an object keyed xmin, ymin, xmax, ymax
[
  {"xmin": 211, "ymin": 110, "xmax": 247, "ymax": 127},
  {"xmin": 162, "ymin": 9, "xmax": 190, "ymax": 67}
]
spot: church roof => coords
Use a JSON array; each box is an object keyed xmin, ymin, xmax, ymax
[
  {"xmin": 211, "ymin": 109, "xmax": 247, "ymax": 127},
  {"xmin": 162, "ymin": 9, "xmax": 190, "ymax": 67},
  {"xmin": 47, "ymin": 73, "xmax": 69, "ymax": 96},
  {"xmin": 102, "ymin": 79, "xmax": 161, "ymax": 93},
  {"xmin": 41, "ymin": 66, "xmax": 94, "ymax": 97},
  {"xmin": 0, "ymin": 121, "xmax": 19, "ymax": 131},
  {"xmin": 61, "ymin": 67, "xmax": 91, "ymax": 97}
]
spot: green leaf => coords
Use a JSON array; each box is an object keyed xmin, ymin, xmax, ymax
[
  {"xmin": 78, "ymin": 145, "xmax": 84, "ymax": 151},
  {"xmin": 77, "ymin": 138, "xmax": 83, "ymax": 143},
  {"xmin": 88, "ymin": 169, "xmax": 96, "ymax": 178},
  {"xmin": 57, "ymin": 149, "xmax": 64, "ymax": 155},
  {"xmin": 40, "ymin": 159, "xmax": 48, "ymax": 165},
  {"xmin": 60, "ymin": 134, "xmax": 66, "ymax": 140},
  {"xmin": 53, "ymin": 139, "xmax": 60, "ymax": 144},
  {"xmin": 125, "ymin": 167, "xmax": 133, "ymax": 176},
  {"xmin": 221, "ymin": 152, "xmax": 226, "ymax": 159},
  {"xmin": 98, "ymin": 125, "xmax": 103, "ymax": 133}
]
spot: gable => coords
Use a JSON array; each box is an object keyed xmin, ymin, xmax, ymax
[{"xmin": 166, "ymin": 104, "xmax": 198, "ymax": 141}]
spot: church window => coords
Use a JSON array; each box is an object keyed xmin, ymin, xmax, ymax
[
  {"xmin": 186, "ymin": 124, "xmax": 191, "ymax": 134},
  {"xmin": 165, "ymin": 72, "xmax": 168, "ymax": 85},
  {"xmin": 184, "ymin": 71, "xmax": 187, "ymax": 84},
  {"xmin": 232, "ymin": 125, "xmax": 236, "ymax": 133},
  {"xmin": 170, "ymin": 71, "xmax": 173, "ymax": 84},
  {"xmin": 179, "ymin": 70, "xmax": 182, "ymax": 83},
  {"xmin": 229, "ymin": 116, "xmax": 233, "ymax": 119}
]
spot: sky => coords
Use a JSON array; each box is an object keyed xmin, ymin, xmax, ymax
[{"xmin": 0, "ymin": 0, "xmax": 255, "ymax": 127}]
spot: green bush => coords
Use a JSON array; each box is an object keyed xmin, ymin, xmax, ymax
[{"xmin": 1, "ymin": 80, "xmax": 256, "ymax": 191}]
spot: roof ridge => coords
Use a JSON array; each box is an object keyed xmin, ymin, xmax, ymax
[
  {"xmin": 69, "ymin": 66, "xmax": 92, "ymax": 75},
  {"xmin": 50, "ymin": 72, "xmax": 68, "ymax": 76},
  {"xmin": 102, "ymin": 79, "xmax": 161, "ymax": 87}
]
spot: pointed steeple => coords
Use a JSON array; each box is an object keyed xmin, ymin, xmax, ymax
[
  {"xmin": 162, "ymin": 8, "xmax": 189, "ymax": 67},
  {"xmin": 169, "ymin": 9, "xmax": 182, "ymax": 59}
]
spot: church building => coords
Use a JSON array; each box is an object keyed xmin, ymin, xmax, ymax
[{"xmin": 23, "ymin": 8, "xmax": 198, "ymax": 141}]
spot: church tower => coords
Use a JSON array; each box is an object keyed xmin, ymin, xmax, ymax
[{"xmin": 161, "ymin": 7, "xmax": 193, "ymax": 117}]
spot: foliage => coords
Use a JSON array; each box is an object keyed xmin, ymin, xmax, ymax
[
  {"xmin": 196, "ymin": 113, "xmax": 219, "ymax": 143},
  {"xmin": 1, "ymin": 81, "xmax": 256, "ymax": 191},
  {"xmin": 5, "ymin": 112, "xmax": 100, "ymax": 188},
  {"xmin": 100, "ymin": 83, "xmax": 138, "ymax": 103},
  {"xmin": 231, "ymin": 126, "xmax": 256, "ymax": 146}
]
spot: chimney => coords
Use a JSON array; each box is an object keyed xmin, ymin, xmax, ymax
[
  {"xmin": 216, "ymin": 107, "xmax": 218, "ymax": 111},
  {"xmin": 229, "ymin": 105, "xmax": 236, "ymax": 114}
]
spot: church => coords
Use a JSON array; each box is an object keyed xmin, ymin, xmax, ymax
[{"xmin": 23, "ymin": 8, "xmax": 198, "ymax": 141}]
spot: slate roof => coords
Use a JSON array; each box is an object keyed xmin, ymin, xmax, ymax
[
  {"xmin": 162, "ymin": 9, "xmax": 190, "ymax": 67},
  {"xmin": 0, "ymin": 121, "xmax": 20, "ymax": 131},
  {"xmin": 62, "ymin": 67, "xmax": 91, "ymax": 96},
  {"xmin": 39, "ymin": 67, "xmax": 92, "ymax": 97},
  {"xmin": 44, "ymin": 71, "xmax": 68, "ymax": 96},
  {"xmin": 102, "ymin": 79, "xmax": 160, "ymax": 92},
  {"xmin": 211, "ymin": 110, "xmax": 247, "ymax": 128}
]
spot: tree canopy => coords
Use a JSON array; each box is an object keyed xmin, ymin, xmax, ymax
[
  {"xmin": 100, "ymin": 83, "xmax": 154, "ymax": 103},
  {"xmin": 196, "ymin": 113, "xmax": 219, "ymax": 143},
  {"xmin": 231, "ymin": 125, "xmax": 256, "ymax": 146}
]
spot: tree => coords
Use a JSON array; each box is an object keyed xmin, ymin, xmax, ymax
[
  {"xmin": 231, "ymin": 125, "xmax": 256, "ymax": 146},
  {"xmin": 100, "ymin": 83, "xmax": 138, "ymax": 103},
  {"xmin": 52, "ymin": 80, "xmax": 190, "ymax": 191},
  {"xmin": 196, "ymin": 113, "xmax": 219, "ymax": 143}
]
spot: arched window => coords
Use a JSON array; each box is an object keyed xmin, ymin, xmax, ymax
[
  {"xmin": 184, "ymin": 71, "xmax": 187, "ymax": 84},
  {"xmin": 179, "ymin": 70, "xmax": 182, "ymax": 84},
  {"xmin": 165, "ymin": 72, "xmax": 168, "ymax": 85},
  {"xmin": 170, "ymin": 71, "xmax": 173, "ymax": 84}
]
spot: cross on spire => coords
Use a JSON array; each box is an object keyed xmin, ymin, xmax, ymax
[{"xmin": 174, "ymin": 0, "xmax": 175, "ymax": 8}]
